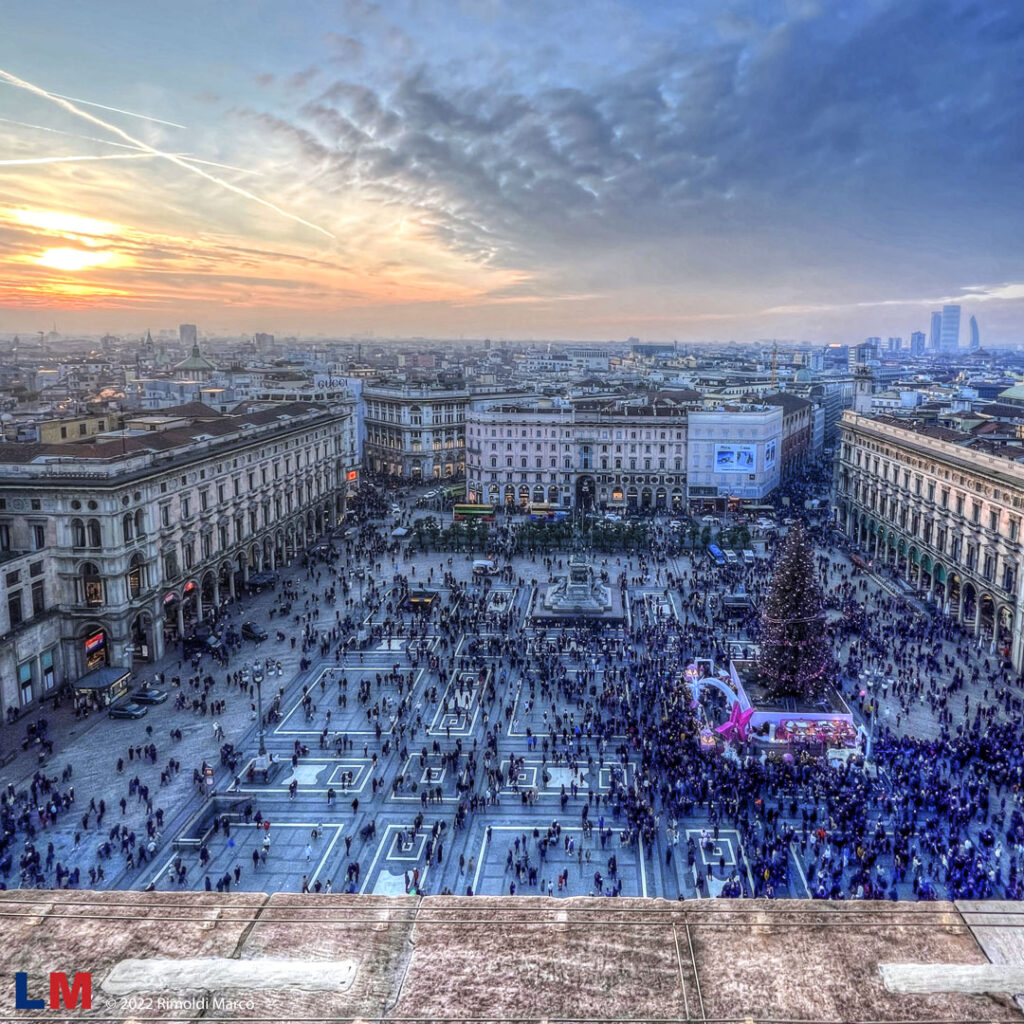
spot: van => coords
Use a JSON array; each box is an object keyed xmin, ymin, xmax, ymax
[
  {"xmin": 742, "ymin": 550, "xmax": 756, "ymax": 566},
  {"xmin": 724, "ymin": 550, "xmax": 739, "ymax": 566},
  {"xmin": 472, "ymin": 559, "xmax": 498, "ymax": 576}
]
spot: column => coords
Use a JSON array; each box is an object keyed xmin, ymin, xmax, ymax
[{"xmin": 176, "ymin": 603, "xmax": 185, "ymax": 638}]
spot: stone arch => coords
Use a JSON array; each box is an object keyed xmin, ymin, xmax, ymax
[
  {"xmin": 127, "ymin": 551, "xmax": 148, "ymax": 600},
  {"xmin": 129, "ymin": 610, "xmax": 155, "ymax": 664},
  {"xmin": 978, "ymin": 593, "xmax": 996, "ymax": 643},
  {"xmin": 78, "ymin": 620, "xmax": 112, "ymax": 673},
  {"xmin": 961, "ymin": 579, "xmax": 977, "ymax": 624}
]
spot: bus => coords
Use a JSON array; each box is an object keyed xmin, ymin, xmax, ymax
[
  {"xmin": 707, "ymin": 544, "xmax": 726, "ymax": 567},
  {"xmin": 442, "ymin": 485, "xmax": 464, "ymax": 502},
  {"xmin": 529, "ymin": 503, "xmax": 570, "ymax": 522},
  {"xmin": 453, "ymin": 503, "xmax": 496, "ymax": 523}
]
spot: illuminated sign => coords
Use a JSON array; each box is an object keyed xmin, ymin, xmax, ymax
[
  {"xmin": 347, "ymin": 470, "xmax": 358, "ymax": 481},
  {"xmin": 84, "ymin": 632, "xmax": 105, "ymax": 654},
  {"xmin": 713, "ymin": 444, "xmax": 756, "ymax": 473}
]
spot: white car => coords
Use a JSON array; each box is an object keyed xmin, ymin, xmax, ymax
[
  {"xmin": 604, "ymin": 513, "xmax": 622, "ymax": 523},
  {"xmin": 390, "ymin": 504, "xmax": 403, "ymax": 516}
]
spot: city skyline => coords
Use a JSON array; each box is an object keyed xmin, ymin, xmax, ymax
[{"xmin": 0, "ymin": 1, "xmax": 1022, "ymax": 342}]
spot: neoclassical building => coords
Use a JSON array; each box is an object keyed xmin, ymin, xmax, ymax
[
  {"xmin": 465, "ymin": 393, "xmax": 782, "ymax": 512},
  {"xmin": 360, "ymin": 380, "xmax": 530, "ymax": 481},
  {"xmin": 0, "ymin": 400, "xmax": 357, "ymax": 713},
  {"xmin": 834, "ymin": 411, "xmax": 1024, "ymax": 667}
]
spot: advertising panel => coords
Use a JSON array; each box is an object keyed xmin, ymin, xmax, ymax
[
  {"xmin": 714, "ymin": 444, "xmax": 757, "ymax": 473},
  {"xmin": 764, "ymin": 439, "xmax": 777, "ymax": 467}
]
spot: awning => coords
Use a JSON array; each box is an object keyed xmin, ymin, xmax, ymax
[
  {"xmin": 248, "ymin": 571, "xmax": 277, "ymax": 586},
  {"xmin": 74, "ymin": 666, "xmax": 131, "ymax": 692}
]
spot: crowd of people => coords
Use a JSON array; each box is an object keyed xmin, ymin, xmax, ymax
[{"xmin": 2, "ymin": 468, "xmax": 1023, "ymax": 901}]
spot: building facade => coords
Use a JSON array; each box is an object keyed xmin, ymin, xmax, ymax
[
  {"xmin": 466, "ymin": 395, "xmax": 783, "ymax": 513},
  {"xmin": 686, "ymin": 407, "xmax": 783, "ymax": 506},
  {"xmin": 361, "ymin": 382, "xmax": 527, "ymax": 481},
  {"xmin": 0, "ymin": 401, "xmax": 357, "ymax": 718},
  {"xmin": 834, "ymin": 411, "xmax": 1024, "ymax": 668}
]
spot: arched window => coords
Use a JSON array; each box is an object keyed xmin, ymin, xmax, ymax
[
  {"xmin": 71, "ymin": 518, "xmax": 86, "ymax": 547},
  {"xmin": 81, "ymin": 562, "xmax": 103, "ymax": 606},
  {"xmin": 134, "ymin": 509, "xmax": 145, "ymax": 537},
  {"xmin": 122, "ymin": 514, "xmax": 134, "ymax": 543},
  {"xmin": 127, "ymin": 553, "xmax": 146, "ymax": 599},
  {"xmin": 87, "ymin": 519, "xmax": 101, "ymax": 548}
]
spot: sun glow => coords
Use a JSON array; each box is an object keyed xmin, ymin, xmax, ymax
[
  {"xmin": 14, "ymin": 208, "xmax": 120, "ymax": 236},
  {"xmin": 33, "ymin": 247, "xmax": 124, "ymax": 271}
]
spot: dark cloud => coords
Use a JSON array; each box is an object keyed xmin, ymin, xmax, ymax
[{"xmin": 256, "ymin": 0, "xmax": 1024, "ymax": 295}]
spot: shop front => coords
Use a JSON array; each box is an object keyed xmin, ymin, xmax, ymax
[{"xmin": 74, "ymin": 666, "xmax": 132, "ymax": 713}]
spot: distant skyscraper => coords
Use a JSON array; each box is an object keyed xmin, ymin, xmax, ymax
[
  {"xmin": 940, "ymin": 305, "xmax": 961, "ymax": 351},
  {"xmin": 969, "ymin": 315, "xmax": 980, "ymax": 351},
  {"xmin": 929, "ymin": 311, "xmax": 942, "ymax": 350},
  {"xmin": 887, "ymin": 336, "xmax": 902, "ymax": 353},
  {"xmin": 179, "ymin": 323, "xmax": 198, "ymax": 347},
  {"xmin": 910, "ymin": 331, "xmax": 926, "ymax": 357}
]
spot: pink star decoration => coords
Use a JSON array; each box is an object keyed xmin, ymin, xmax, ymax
[{"xmin": 715, "ymin": 701, "xmax": 755, "ymax": 743}]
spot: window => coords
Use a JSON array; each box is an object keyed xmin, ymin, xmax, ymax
[
  {"xmin": 32, "ymin": 524, "xmax": 45, "ymax": 550},
  {"xmin": 71, "ymin": 518, "xmax": 85, "ymax": 547},
  {"xmin": 41, "ymin": 649, "xmax": 55, "ymax": 692},
  {"xmin": 1004, "ymin": 565, "xmax": 1016, "ymax": 592},
  {"xmin": 19, "ymin": 662, "xmax": 33, "ymax": 706},
  {"xmin": 989, "ymin": 510, "xmax": 999, "ymax": 531},
  {"xmin": 31, "ymin": 580, "xmax": 45, "ymax": 615},
  {"xmin": 160, "ymin": 504, "xmax": 171, "ymax": 527},
  {"xmin": 87, "ymin": 519, "xmax": 101, "ymax": 548},
  {"xmin": 81, "ymin": 563, "xmax": 103, "ymax": 606},
  {"xmin": 181, "ymin": 497, "xmax": 191, "ymax": 519},
  {"xmin": 1011, "ymin": 519, "xmax": 1020, "ymax": 542},
  {"xmin": 8, "ymin": 590, "xmax": 23, "ymax": 627},
  {"xmin": 78, "ymin": 423, "xmax": 87, "ymax": 436}
]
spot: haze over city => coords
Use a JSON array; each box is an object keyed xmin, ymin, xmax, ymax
[{"xmin": 1, "ymin": 0, "xmax": 1022, "ymax": 342}]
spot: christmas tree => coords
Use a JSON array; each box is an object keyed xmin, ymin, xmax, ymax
[{"xmin": 757, "ymin": 524, "xmax": 832, "ymax": 701}]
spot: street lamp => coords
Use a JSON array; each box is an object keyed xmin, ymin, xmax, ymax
[
  {"xmin": 859, "ymin": 667, "xmax": 885, "ymax": 761},
  {"xmin": 254, "ymin": 670, "xmax": 266, "ymax": 756}
]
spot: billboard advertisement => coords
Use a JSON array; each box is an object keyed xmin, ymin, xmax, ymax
[
  {"xmin": 765, "ymin": 439, "xmax": 777, "ymax": 467},
  {"xmin": 714, "ymin": 444, "xmax": 757, "ymax": 473}
]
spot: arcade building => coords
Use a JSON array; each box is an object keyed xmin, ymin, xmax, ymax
[{"xmin": 0, "ymin": 400, "xmax": 357, "ymax": 729}]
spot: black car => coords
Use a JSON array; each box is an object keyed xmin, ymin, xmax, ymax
[
  {"xmin": 132, "ymin": 687, "xmax": 168, "ymax": 705},
  {"xmin": 241, "ymin": 621, "xmax": 268, "ymax": 641},
  {"xmin": 108, "ymin": 701, "xmax": 148, "ymax": 720}
]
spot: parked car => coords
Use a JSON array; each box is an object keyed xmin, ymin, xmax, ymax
[
  {"xmin": 132, "ymin": 687, "xmax": 168, "ymax": 705},
  {"xmin": 108, "ymin": 701, "xmax": 148, "ymax": 720},
  {"xmin": 390, "ymin": 504, "xmax": 403, "ymax": 516},
  {"xmin": 241, "ymin": 621, "xmax": 268, "ymax": 642}
]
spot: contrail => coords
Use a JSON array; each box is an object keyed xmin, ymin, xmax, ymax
[
  {"xmin": 0, "ymin": 151, "xmax": 260, "ymax": 175},
  {"xmin": 0, "ymin": 81, "xmax": 187, "ymax": 128},
  {"xmin": 0, "ymin": 152, "xmax": 156, "ymax": 166},
  {"xmin": 0, "ymin": 116, "xmax": 143, "ymax": 150},
  {"xmin": 0, "ymin": 68, "xmax": 333, "ymax": 238}
]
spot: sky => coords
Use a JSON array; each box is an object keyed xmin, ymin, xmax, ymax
[{"xmin": 0, "ymin": 0, "xmax": 1022, "ymax": 343}]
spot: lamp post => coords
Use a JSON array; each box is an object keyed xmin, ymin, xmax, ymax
[
  {"xmin": 255, "ymin": 671, "xmax": 266, "ymax": 757},
  {"xmin": 859, "ymin": 667, "xmax": 884, "ymax": 761}
]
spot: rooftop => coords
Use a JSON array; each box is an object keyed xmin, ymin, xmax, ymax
[{"xmin": 1, "ymin": 893, "xmax": 1022, "ymax": 1022}]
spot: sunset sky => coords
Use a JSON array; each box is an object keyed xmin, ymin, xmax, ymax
[{"xmin": 0, "ymin": 0, "xmax": 1022, "ymax": 342}]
